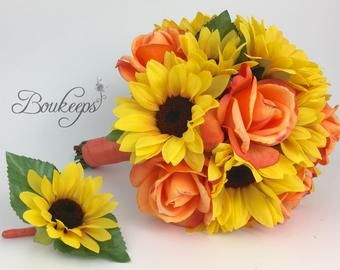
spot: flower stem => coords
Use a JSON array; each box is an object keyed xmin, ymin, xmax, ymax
[{"xmin": 2, "ymin": 227, "xmax": 36, "ymax": 238}]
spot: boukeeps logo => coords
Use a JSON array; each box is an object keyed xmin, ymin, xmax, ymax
[{"xmin": 11, "ymin": 79, "xmax": 106, "ymax": 128}]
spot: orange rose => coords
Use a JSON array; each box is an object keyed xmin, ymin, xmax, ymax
[
  {"xmin": 280, "ymin": 167, "xmax": 316, "ymax": 218},
  {"xmin": 116, "ymin": 28, "xmax": 184, "ymax": 81},
  {"xmin": 130, "ymin": 157, "xmax": 211, "ymax": 228},
  {"xmin": 200, "ymin": 109, "xmax": 225, "ymax": 151},
  {"xmin": 215, "ymin": 64, "xmax": 297, "ymax": 168},
  {"xmin": 319, "ymin": 104, "xmax": 340, "ymax": 165}
]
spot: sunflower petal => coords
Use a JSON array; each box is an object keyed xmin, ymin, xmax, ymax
[
  {"xmin": 84, "ymin": 228, "xmax": 111, "ymax": 242},
  {"xmin": 23, "ymin": 209, "xmax": 47, "ymax": 227},
  {"xmin": 27, "ymin": 169, "xmax": 42, "ymax": 194},
  {"xmin": 80, "ymin": 234, "xmax": 100, "ymax": 253}
]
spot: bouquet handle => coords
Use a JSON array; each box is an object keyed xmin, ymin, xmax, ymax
[{"xmin": 74, "ymin": 137, "xmax": 130, "ymax": 168}]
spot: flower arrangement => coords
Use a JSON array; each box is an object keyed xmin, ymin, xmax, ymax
[
  {"xmin": 3, "ymin": 9, "xmax": 340, "ymax": 262},
  {"xmin": 76, "ymin": 10, "xmax": 340, "ymax": 233}
]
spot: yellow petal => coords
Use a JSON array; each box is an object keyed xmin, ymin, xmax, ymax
[
  {"xmin": 115, "ymin": 114, "xmax": 157, "ymax": 132},
  {"xmin": 119, "ymin": 132, "xmax": 149, "ymax": 152},
  {"xmin": 27, "ymin": 169, "xmax": 42, "ymax": 194},
  {"xmin": 80, "ymin": 234, "xmax": 100, "ymax": 253},
  {"xmin": 20, "ymin": 191, "xmax": 41, "ymax": 210},
  {"xmin": 84, "ymin": 228, "xmax": 111, "ymax": 242},
  {"xmin": 162, "ymin": 136, "xmax": 186, "ymax": 165},
  {"xmin": 244, "ymin": 185, "xmax": 275, "ymax": 228},
  {"xmin": 32, "ymin": 196, "xmax": 49, "ymax": 211},
  {"xmin": 263, "ymin": 175, "xmax": 305, "ymax": 195},
  {"xmin": 168, "ymin": 64, "xmax": 187, "ymax": 97},
  {"xmin": 297, "ymin": 107, "xmax": 318, "ymax": 126},
  {"xmin": 183, "ymin": 73, "xmax": 202, "ymax": 99},
  {"xmin": 205, "ymin": 74, "xmax": 229, "ymax": 98},
  {"xmin": 128, "ymin": 82, "xmax": 159, "ymax": 111},
  {"xmin": 52, "ymin": 169, "xmax": 63, "ymax": 197},
  {"xmin": 23, "ymin": 209, "xmax": 47, "ymax": 227},
  {"xmin": 208, "ymin": 158, "xmax": 222, "ymax": 181},
  {"xmin": 114, "ymin": 101, "xmax": 149, "ymax": 118},
  {"xmin": 60, "ymin": 162, "xmax": 83, "ymax": 196},
  {"xmin": 185, "ymin": 128, "xmax": 203, "ymax": 153},
  {"xmin": 86, "ymin": 218, "xmax": 118, "ymax": 229},
  {"xmin": 135, "ymin": 134, "xmax": 169, "ymax": 157},
  {"xmin": 194, "ymin": 95, "xmax": 219, "ymax": 113},
  {"xmin": 184, "ymin": 151, "xmax": 204, "ymax": 172},
  {"xmin": 61, "ymin": 231, "xmax": 81, "ymax": 249},
  {"xmin": 86, "ymin": 201, "xmax": 118, "ymax": 220},
  {"xmin": 146, "ymin": 60, "xmax": 168, "ymax": 104},
  {"xmin": 41, "ymin": 176, "xmax": 55, "ymax": 203},
  {"xmin": 231, "ymin": 188, "xmax": 250, "ymax": 229},
  {"xmin": 46, "ymin": 223, "xmax": 63, "ymax": 239}
]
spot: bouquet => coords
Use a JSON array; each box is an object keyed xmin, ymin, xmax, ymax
[
  {"xmin": 76, "ymin": 10, "xmax": 340, "ymax": 233},
  {"xmin": 3, "ymin": 9, "xmax": 340, "ymax": 262}
]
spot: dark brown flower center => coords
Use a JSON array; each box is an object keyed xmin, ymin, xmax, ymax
[
  {"xmin": 156, "ymin": 96, "xmax": 193, "ymax": 137},
  {"xmin": 225, "ymin": 165, "xmax": 256, "ymax": 189},
  {"xmin": 49, "ymin": 199, "xmax": 83, "ymax": 229}
]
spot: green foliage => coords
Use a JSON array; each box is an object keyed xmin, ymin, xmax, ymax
[
  {"xmin": 6, "ymin": 152, "xmax": 56, "ymax": 222},
  {"xmin": 105, "ymin": 130, "xmax": 124, "ymax": 142},
  {"xmin": 34, "ymin": 227, "xmax": 53, "ymax": 245},
  {"xmin": 54, "ymin": 214, "xmax": 130, "ymax": 262},
  {"xmin": 204, "ymin": 10, "xmax": 234, "ymax": 39}
]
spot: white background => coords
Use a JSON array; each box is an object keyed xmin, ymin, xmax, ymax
[{"xmin": 0, "ymin": 0, "xmax": 339, "ymax": 269}]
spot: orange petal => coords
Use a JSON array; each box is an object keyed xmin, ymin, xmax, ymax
[
  {"xmin": 228, "ymin": 129, "xmax": 280, "ymax": 168},
  {"xmin": 200, "ymin": 109, "xmax": 224, "ymax": 151},
  {"xmin": 217, "ymin": 94, "xmax": 231, "ymax": 124},
  {"xmin": 225, "ymin": 98, "xmax": 250, "ymax": 152},
  {"xmin": 130, "ymin": 157, "xmax": 162, "ymax": 187},
  {"xmin": 116, "ymin": 57, "xmax": 137, "ymax": 81},
  {"xmin": 176, "ymin": 210, "xmax": 204, "ymax": 228},
  {"xmin": 230, "ymin": 64, "xmax": 253, "ymax": 94},
  {"xmin": 233, "ymin": 76, "xmax": 257, "ymax": 129},
  {"xmin": 136, "ymin": 44, "xmax": 173, "ymax": 66}
]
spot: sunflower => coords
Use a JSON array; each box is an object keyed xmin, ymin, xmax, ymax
[
  {"xmin": 156, "ymin": 12, "xmax": 211, "ymax": 36},
  {"xmin": 20, "ymin": 162, "xmax": 118, "ymax": 253},
  {"xmin": 206, "ymin": 143, "xmax": 305, "ymax": 233},
  {"xmin": 114, "ymin": 55, "xmax": 224, "ymax": 171},
  {"xmin": 235, "ymin": 16, "xmax": 328, "ymax": 92},
  {"xmin": 234, "ymin": 16, "xmax": 330, "ymax": 167},
  {"xmin": 281, "ymin": 86, "xmax": 329, "ymax": 167},
  {"xmin": 180, "ymin": 27, "xmax": 256, "ymax": 97}
]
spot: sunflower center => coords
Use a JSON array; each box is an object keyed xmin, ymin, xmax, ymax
[
  {"xmin": 225, "ymin": 165, "xmax": 256, "ymax": 189},
  {"xmin": 156, "ymin": 96, "xmax": 194, "ymax": 137},
  {"xmin": 49, "ymin": 199, "xmax": 84, "ymax": 229}
]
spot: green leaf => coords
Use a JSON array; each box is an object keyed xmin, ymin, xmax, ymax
[
  {"xmin": 6, "ymin": 152, "xmax": 56, "ymax": 222},
  {"xmin": 54, "ymin": 214, "xmax": 130, "ymax": 262},
  {"xmin": 34, "ymin": 227, "xmax": 53, "ymax": 245},
  {"xmin": 105, "ymin": 130, "xmax": 124, "ymax": 142},
  {"xmin": 203, "ymin": 10, "xmax": 234, "ymax": 39}
]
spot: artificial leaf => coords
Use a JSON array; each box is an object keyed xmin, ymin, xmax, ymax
[
  {"xmin": 6, "ymin": 152, "xmax": 56, "ymax": 222},
  {"xmin": 54, "ymin": 214, "xmax": 130, "ymax": 262},
  {"xmin": 203, "ymin": 10, "xmax": 234, "ymax": 39},
  {"xmin": 34, "ymin": 227, "xmax": 53, "ymax": 245},
  {"xmin": 105, "ymin": 130, "xmax": 124, "ymax": 142}
]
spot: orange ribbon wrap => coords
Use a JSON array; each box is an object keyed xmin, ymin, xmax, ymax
[{"xmin": 81, "ymin": 137, "xmax": 130, "ymax": 168}]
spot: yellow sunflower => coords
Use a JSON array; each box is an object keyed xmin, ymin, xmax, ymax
[
  {"xmin": 206, "ymin": 143, "xmax": 305, "ymax": 233},
  {"xmin": 20, "ymin": 162, "xmax": 118, "ymax": 253},
  {"xmin": 234, "ymin": 16, "xmax": 330, "ymax": 167},
  {"xmin": 156, "ymin": 12, "xmax": 211, "ymax": 36},
  {"xmin": 114, "ymin": 55, "xmax": 224, "ymax": 171},
  {"xmin": 180, "ymin": 27, "xmax": 256, "ymax": 97},
  {"xmin": 235, "ymin": 16, "xmax": 328, "ymax": 92}
]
